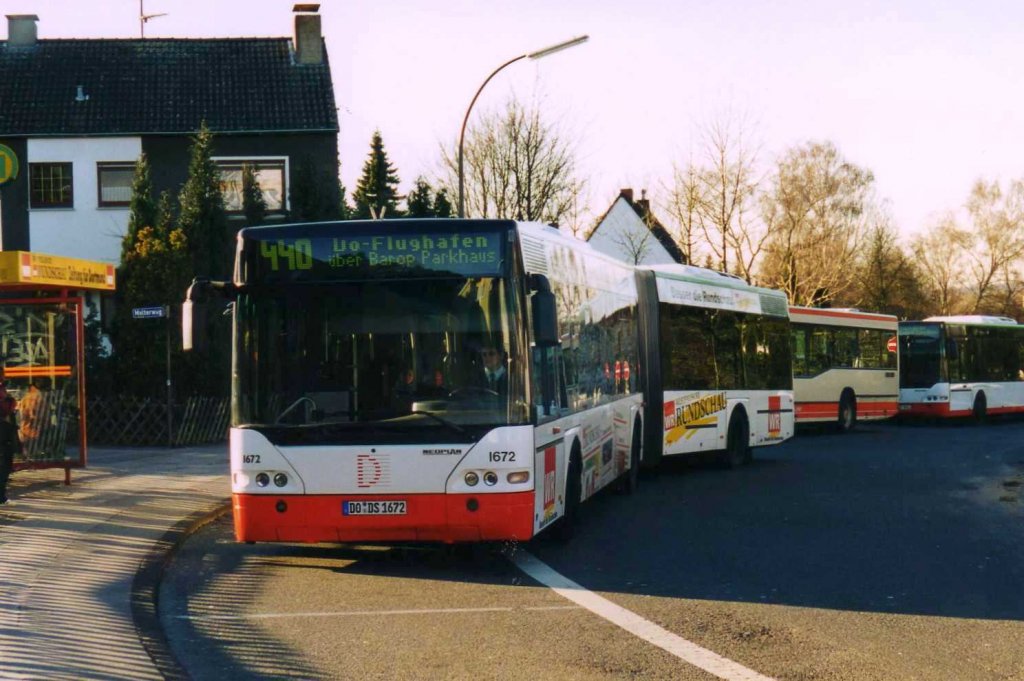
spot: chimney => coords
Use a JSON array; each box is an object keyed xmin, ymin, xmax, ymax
[
  {"xmin": 637, "ymin": 188, "xmax": 650, "ymax": 218},
  {"xmin": 293, "ymin": 4, "xmax": 323, "ymax": 65},
  {"xmin": 6, "ymin": 14, "xmax": 39, "ymax": 47},
  {"xmin": 619, "ymin": 188, "xmax": 634, "ymax": 203}
]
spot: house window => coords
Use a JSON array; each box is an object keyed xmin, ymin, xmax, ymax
[
  {"xmin": 29, "ymin": 163, "xmax": 74, "ymax": 208},
  {"xmin": 215, "ymin": 159, "xmax": 286, "ymax": 214},
  {"xmin": 97, "ymin": 163, "xmax": 135, "ymax": 207}
]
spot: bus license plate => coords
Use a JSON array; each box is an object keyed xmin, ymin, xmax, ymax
[{"xmin": 343, "ymin": 500, "xmax": 407, "ymax": 516}]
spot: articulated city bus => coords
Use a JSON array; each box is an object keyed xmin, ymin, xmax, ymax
[
  {"xmin": 899, "ymin": 315, "xmax": 1024, "ymax": 420},
  {"xmin": 184, "ymin": 219, "xmax": 643, "ymax": 543},
  {"xmin": 635, "ymin": 265, "xmax": 794, "ymax": 468},
  {"xmin": 789, "ymin": 307, "xmax": 899, "ymax": 430}
]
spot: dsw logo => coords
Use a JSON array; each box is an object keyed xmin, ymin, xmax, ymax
[{"xmin": 357, "ymin": 454, "xmax": 386, "ymax": 488}]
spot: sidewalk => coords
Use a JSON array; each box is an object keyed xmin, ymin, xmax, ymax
[{"xmin": 0, "ymin": 445, "xmax": 229, "ymax": 680}]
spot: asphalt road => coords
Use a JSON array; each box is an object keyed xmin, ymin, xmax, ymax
[{"xmin": 159, "ymin": 419, "xmax": 1024, "ymax": 680}]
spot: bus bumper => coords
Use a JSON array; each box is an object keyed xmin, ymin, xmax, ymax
[
  {"xmin": 232, "ymin": 492, "xmax": 535, "ymax": 544},
  {"xmin": 899, "ymin": 402, "xmax": 955, "ymax": 417}
]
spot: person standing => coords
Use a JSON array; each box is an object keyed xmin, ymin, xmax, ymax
[{"xmin": 0, "ymin": 372, "xmax": 19, "ymax": 505}]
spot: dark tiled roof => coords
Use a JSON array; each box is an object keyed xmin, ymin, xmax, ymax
[{"xmin": 0, "ymin": 38, "xmax": 337, "ymax": 136}]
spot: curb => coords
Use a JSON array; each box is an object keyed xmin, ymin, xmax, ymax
[{"xmin": 131, "ymin": 499, "xmax": 232, "ymax": 680}]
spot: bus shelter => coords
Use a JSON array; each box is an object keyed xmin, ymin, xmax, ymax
[{"xmin": 0, "ymin": 251, "xmax": 115, "ymax": 483}]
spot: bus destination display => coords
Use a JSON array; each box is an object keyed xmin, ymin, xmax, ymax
[{"xmin": 248, "ymin": 230, "xmax": 505, "ymax": 280}]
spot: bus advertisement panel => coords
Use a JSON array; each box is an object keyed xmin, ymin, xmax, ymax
[
  {"xmin": 899, "ymin": 315, "xmax": 1024, "ymax": 420},
  {"xmin": 636, "ymin": 265, "xmax": 794, "ymax": 469},
  {"xmin": 789, "ymin": 307, "xmax": 899, "ymax": 431},
  {"xmin": 188, "ymin": 219, "xmax": 643, "ymax": 544}
]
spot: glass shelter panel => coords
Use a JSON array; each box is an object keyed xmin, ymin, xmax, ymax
[{"xmin": 0, "ymin": 301, "xmax": 81, "ymax": 466}]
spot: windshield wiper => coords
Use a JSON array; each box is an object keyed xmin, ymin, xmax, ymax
[{"xmin": 410, "ymin": 409, "xmax": 468, "ymax": 435}]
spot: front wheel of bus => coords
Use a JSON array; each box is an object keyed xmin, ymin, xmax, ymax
[
  {"xmin": 556, "ymin": 448, "xmax": 583, "ymax": 543},
  {"xmin": 838, "ymin": 392, "xmax": 857, "ymax": 433}
]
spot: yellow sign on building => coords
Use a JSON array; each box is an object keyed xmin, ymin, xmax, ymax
[
  {"xmin": 0, "ymin": 144, "xmax": 18, "ymax": 185},
  {"xmin": 0, "ymin": 251, "xmax": 116, "ymax": 291}
]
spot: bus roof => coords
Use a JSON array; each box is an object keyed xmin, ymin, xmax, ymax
[
  {"xmin": 789, "ymin": 306, "xmax": 898, "ymax": 327},
  {"xmin": 638, "ymin": 264, "xmax": 788, "ymax": 300},
  {"xmin": 922, "ymin": 315, "xmax": 1022, "ymax": 327}
]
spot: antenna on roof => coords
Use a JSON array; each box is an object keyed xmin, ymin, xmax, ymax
[{"xmin": 139, "ymin": 0, "xmax": 167, "ymax": 39}]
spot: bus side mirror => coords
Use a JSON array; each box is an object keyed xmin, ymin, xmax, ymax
[
  {"xmin": 529, "ymin": 274, "xmax": 558, "ymax": 347},
  {"xmin": 182, "ymin": 278, "xmax": 210, "ymax": 352}
]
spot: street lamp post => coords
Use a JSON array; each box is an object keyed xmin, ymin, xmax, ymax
[{"xmin": 457, "ymin": 35, "xmax": 589, "ymax": 219}]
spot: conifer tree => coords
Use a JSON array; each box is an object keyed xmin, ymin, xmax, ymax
[
  {"xmin": 433, "ymin": 189, "xmax": 454, "ymax": 218},
  {"xmin": 177, "ymin": 122, "xmax": 228, "ymax": 278},
  {"xmin": 406, "ymin": 177, "xmax": 435, "ymax": 217},
  {"xmin": 352, "ymin": 130, "xmax": 402, "ymax": 219},
  {"xmin": 291, "ymin": 155, "xmax": 344, "ymax": 222},
  {"xmin": 242, "ymin": 163, "xmax": 267, "ymax": 226},
  {"xmin": 125, "ymin": 154, "xmax": 157, "ymax": 246}
]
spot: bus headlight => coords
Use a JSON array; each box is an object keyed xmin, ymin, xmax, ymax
[
  {"xmin": 506, "ymin": 471, "xmax": 530, "ymax": 484},
  {"xmin": 483, "ymin": 471, "xmax": 499, "ymax": 486},
  {"xmin": 464, "ymin": 471, "xmax": 479, "ymax": 486},
  {"xmin": 274, "ymin": 473, "xmax": 288, "ymax": 487},
  {"xmin": 255, "ymin": 472, "xmax": 270, "ymax": 487}
]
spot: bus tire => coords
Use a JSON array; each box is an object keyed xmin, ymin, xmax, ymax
[
  {"xmin": 618, "ymin": 421, "xmax": 642, "ymax": 495},
  {"xmin": 555, "ymin": 446, "xmax": 583, "ymax": 543},
  {"xmin": 720, "ymin": 411, "xmax": 749, "ymax": 469},
  {"xmin": 973, "ymin": 392, "xmax": 987, "ymax": 424},
  {"xmin": 838, "ymin": 391, "xmax": 857, "ymax": 433}
]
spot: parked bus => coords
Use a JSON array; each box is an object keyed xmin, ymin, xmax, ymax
[
  {"xmin": 183, "ymin": 219, "xmax": 643, "ymax": 544},
  {"xmin": 899, "ymin": 315, "xmax": 1024, "ymax": 420},
  {"xmin": 635, "ymin": 265, "xmax": 794, "ymax": 468},
  {"xmin": 789, "ymin": 307, "xmax": 899, "ymax": 431}
]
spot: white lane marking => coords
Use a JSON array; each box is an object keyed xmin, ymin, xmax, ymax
[
  {"xmin": 512, "ymin": 551, "xmax": 776, "ymax": 681},
  {"xmin": 177, "ymin": 605, "xmax": 579, "ymax": 621}
]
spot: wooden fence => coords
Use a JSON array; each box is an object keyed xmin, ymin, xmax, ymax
[{"xmin": 85, "ymin": 395, "xmax": 230, "ymax": 446}]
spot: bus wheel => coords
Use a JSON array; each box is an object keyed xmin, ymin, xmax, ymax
[
  {"xmin": 838, "ymin": 392, "xmax": 857, "ymax": 432},
  {"xmin": 555, "ymin": 447, "xmax": 583, "ymax": 542},
  {"xmin": 720, "ymin": 412, "xmax": 749, "ymax": 469},
  {"xmin": 618, "ymin": 422, "xmax": 642, "ymax": 495},
  {"xmin": 972, "ymin": 392, "xmax": 987, "ymax": 424}
]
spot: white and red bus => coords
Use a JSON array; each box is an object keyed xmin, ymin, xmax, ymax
[
  {"xmin": 184, "ymin": 219, "xmax": 643, "ymax": 543},
  {"xmin": 789, "ymin": 307, "xmax": 899, "ymax": 430},
  {"xmin": 635, "ymin": 265, "xmax": 794, "ymax": 468},
  {"xmin": 899, "ymin": 315, "xmax": 1024, "ymax": 420}
]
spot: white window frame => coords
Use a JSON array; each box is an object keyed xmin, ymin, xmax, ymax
[{"xmin": 213, "ymin": 156, "xmax": 290, "ymax": 215}]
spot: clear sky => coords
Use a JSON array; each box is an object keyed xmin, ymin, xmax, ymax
[{"xmin": 6, "ymin": 0, "xmax": 1024, "ymax": 239}]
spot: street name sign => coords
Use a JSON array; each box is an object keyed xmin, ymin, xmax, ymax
[{"xmin": 133, "ymin": 306, "xmax": 167, "ymax": 319}]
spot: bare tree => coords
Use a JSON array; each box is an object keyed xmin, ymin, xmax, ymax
[
  {"xmin": 612, "ymin": 227, "xmax": 653, "ymax": 265},
  {"xmin": 694, "ymin": 115, "xmax": 762, "ymax": 278},
  {"xmin": 911, "ymin": 213, "xmax": 972, "ymax": 316},
  {"xmin": 961, "ymin": 178, "xmax": 1024, "ymax": 314},
  {"xmin": 440, "ymin": 96, "xmax": 584, "ymax": 224},
  {"xmin": 663, "ymin": 161, "xmax": 701, "ymax": 265},
  {"xmin": 759, "ymin": 141, "xmax": 874, "ymax": 306}
]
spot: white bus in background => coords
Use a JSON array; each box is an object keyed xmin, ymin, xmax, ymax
[
  {"xmin": 789, "ymin": 307, "xmax": 899, "ymax": 431},
  {"xmin": 635, "ymin": 265, "xmax": 795, "ymax": 469},
  {"xmin": 183, "ymin": 218, "xmax": 644, "ymax": 545},
  {"xmin": 899, "ymin": 315, "xmax": 1024, "ymax": 421}
]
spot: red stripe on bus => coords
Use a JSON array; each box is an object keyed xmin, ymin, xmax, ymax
[
  {"xmin": 788, "ymin": 307, "xmax": 898, "ymax": 323},
  {"xmin": 233, "ymin": 491, "xmax": 535, "ymax": 544}
]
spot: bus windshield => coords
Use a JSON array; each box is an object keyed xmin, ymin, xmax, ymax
[
  {"xmin": 233, "ymin": 276, "xmax": 528, "ymax": 444},
  {"xmin": 899, "ymin": 322, "xmax": 943, "ymax": 388}
]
